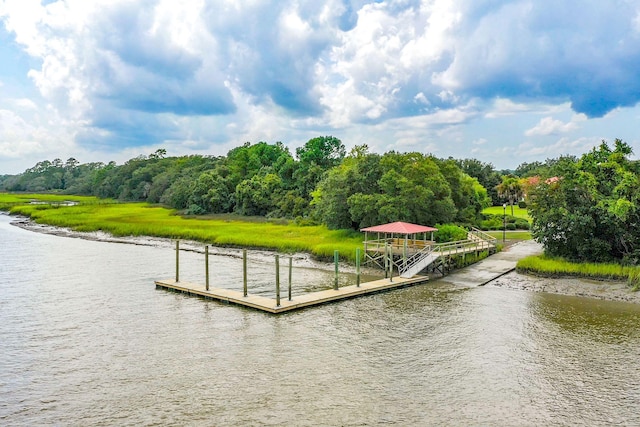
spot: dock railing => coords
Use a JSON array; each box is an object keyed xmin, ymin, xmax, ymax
[
  {"xmin": 467, "ymin": 227, "xmax": 498, "ymax": 246},
  {"xmin": 363, "ymin": 238, "xmax": 435, "ymax": 255},
  {"xmin": 397, "ymin": 228, "xmax": 497, "ymax": 277}
]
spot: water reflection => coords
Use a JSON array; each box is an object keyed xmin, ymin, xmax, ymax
[{"xmin": 533, "ymin": 293, "xmax": 640, "ymax": 342}]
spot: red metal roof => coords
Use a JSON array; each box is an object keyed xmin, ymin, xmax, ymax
[{"xmin": 360, "ymin": 221, "xmax": 438, "ymax": 234}]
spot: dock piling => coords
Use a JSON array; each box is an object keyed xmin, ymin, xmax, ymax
[
  {"xmin": 384, "ymin": 242, "xmax": 389, "ymax": 278},
  {"xmin": 288, "ymin": 256, "xmax": 292, "ymax": 301},
  {"xmin": 334, "ymin": 250, "xmax": 339, "ymax": 290},
  {"xmin": 242, "ymin": 249, "xmax": 248, "ymax": 297},
  {"xmin": 205, "ymin": 245, "xmax": 210, "ymax": 291},
  {"xmin": 356, "ymin": 248, "xmax": 361, "ymax": 287},
  {"xmin": 175, "ymin": 240, "xmax": 180, "ymax": 283},
  {"xmin": 276, "ymin": 254, "xmax": 281, "ymax": 306},
  {"xmin": 403, "ymin": 239, "xmax": 407, "ymax": 270},
  {"xmin": 388, "ymin": 245, "xmax": 393, "ymax": 282}
]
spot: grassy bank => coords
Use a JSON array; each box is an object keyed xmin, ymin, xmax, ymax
[
  {"xmin": 482, "ymin": 205, "xmax": 531, "ymax": 221},
  {"xmin": 517, "ymin": 255, "xmax": 640, "ymax": 290},
  {"xmin": 485, "ymin": 230, "xmax": 532, "ymax": 241},
  {"xmin": 1, "ymin": 194, "xmax": 364, "ymax": 261}
]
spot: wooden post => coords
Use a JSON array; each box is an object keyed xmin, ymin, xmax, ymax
[
  {"xmin": 388, "ymin": 244, "xmax": 393, "ymax": 282},
  {"xmin": 243, "ymin": 249, "xmax": 248, "ymax": 297},
  {"xmin": 403, "ymin": 238, "xmax": 407, "ymax": 270},
  {"xmin": 384, "ymin": 242, "xmax": 389, "ymax": 278},
  {"xmin": 356, "ymin": 248, "xmax": 361, "ymax": 287},
  {"xmin": 205, "ymin": 245, "xmax": 210, "ymax": 291},
  {"xmin": 363, "ymin": 231, "xmax": 368, "ymax": 257},
  {"xmin": 288, "ymin": 256, "xmax": 293, "ymax": 301},
  {"xmin": 334, "ymin": 250, "xmax": 339, "ymax": 290},
  {"xmin": 276, "ymin": 254, "xmax": 281, "ymax": 306},
  {"xmin": 175, "ymin": 240, "xmax": 180, "ymax": 283}
]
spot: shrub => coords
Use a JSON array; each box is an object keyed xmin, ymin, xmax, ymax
[
  {"xmin": 518, "ymin": 201, "xmax": 527, "ymax": 208},
  {"xmin": 480, "ymin": 217, "xmax": 502, "ymax": 230},
  {"xmin": 294, "ymin": 216, "xmax": 318, "ymax": 227},
  {"xmin": 434, "ymin": 224, "xmax": 468, "ymax": 243}
]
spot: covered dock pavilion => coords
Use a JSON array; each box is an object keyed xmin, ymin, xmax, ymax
[{"xmin": 361, "ymin": 221, "xmax": 438, "ymax": 271}]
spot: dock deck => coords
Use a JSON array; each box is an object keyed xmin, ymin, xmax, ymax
[{"xmin": 155, "ymin": 275, "xmax": 429, "ymax": 314}]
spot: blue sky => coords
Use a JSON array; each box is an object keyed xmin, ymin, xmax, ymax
[{"xmin": 1, "ymin": 0, "xmax": 640, "ymax": 174}]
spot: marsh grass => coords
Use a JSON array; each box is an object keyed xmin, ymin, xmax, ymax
[
  {"xmin": 517, "ymin": 254, "xmax": 640, "ymax": 290},
  {"xmin": 0, "ymin": 193, "xmax": 101, "ymax": 210},
  {"xmin": 2, "ymin": 194, "xmax": 364, "ymax": 262}
]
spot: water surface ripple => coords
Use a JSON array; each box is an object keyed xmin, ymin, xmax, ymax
[{"xmin": 1, "ymin": 214, "xmax": 639, "ymax": 426}]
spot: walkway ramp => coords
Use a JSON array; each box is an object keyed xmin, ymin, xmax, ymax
[
  {"xmin": 399, "ymin": 228, "xmax": 497, "ymax": 278},
  {"xmin": 438, "ymin": 240, "xmax": 542, "ymax": 287},
  {"xmin": 400, "ymin": 250, "xmax": 440, "ymax": 278}
]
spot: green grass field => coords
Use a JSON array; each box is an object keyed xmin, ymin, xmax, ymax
[
  {"xmin": 485, "ymin": 230, "xmax": 532, "ymax": 241},
  {"xmin": 1, "ymin": 193, "xmax": 364, "ymax": 261},
  {"xmin": 482, "ymin": 205, "xmax": 531, "ymax": 221}
]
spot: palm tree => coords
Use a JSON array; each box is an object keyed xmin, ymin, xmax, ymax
[{"xmin": 496, "ymin": 175, "xmax": 524, "ymax": 216}]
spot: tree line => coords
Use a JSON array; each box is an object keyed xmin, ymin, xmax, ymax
[
  {"xmin": 0, "ymin": 135, "xmax": 578, "ymax": 231},
  {"xmin": 3, "ymin": 136, "xmax": 638, "ymax": 264}
]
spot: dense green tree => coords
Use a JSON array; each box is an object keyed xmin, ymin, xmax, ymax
[
  {"xmin": 159, "ymin": 176, "xmax": 192, "ymax": 209},
  {"xmin": 311, "ymin": 147, "xmax": 382, "ymax": 229},
  {"xmin": 295, "ymin": 136, "xmax": 345, "ymax": 168},
  {"xmin": 436, "ymin": 158, "xmax": 490, "ymax": 224},
  {"xmin": 227, "ymin": 141, "xmax": 292, "ymax": 186},
  {"xmin": 313, "ymin": 151, "xmax": 466, "ymax": 229},
  {"xmin": 293, "ymin": 136, "xmax": 346, "ymax": 202},
  {"xmin": 529, "ymin": 139, "xmax": 640, "ymax": 263},
  {"xmin": 455, "ymin": 158, "xmax": 502, "ymax": 204},
  {"xmin": 235, "ymin": 173, "xmax": 283, "ymax": 216},
  {"xmin": 514, "ymin": 161, "xmax": 545, "ymax": 177}
]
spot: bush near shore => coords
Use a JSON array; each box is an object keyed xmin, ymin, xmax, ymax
[{"xmin": 517, "ymin": 255, "xmax": 640, "ymax": 291}]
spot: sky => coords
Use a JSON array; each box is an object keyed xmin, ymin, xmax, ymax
[{"xmin": 1, "ymin": 0, "xmax": 640, "ymax": 175}]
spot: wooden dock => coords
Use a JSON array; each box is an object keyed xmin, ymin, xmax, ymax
[{"xmin": 155, "ymin": 275, "xmax": 429, "ymax": 314}]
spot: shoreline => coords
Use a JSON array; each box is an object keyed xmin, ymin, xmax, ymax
[
  {"xmin": 6, "ymin": 213, "xmax": 639, "ymax": 304},
  {"xmin": 6, "ymin": 214, "xmax": 379, "ymax": 275},
  {"xmin": 486, "ymin": 270, "xmax": 640, "ymax": 304}
]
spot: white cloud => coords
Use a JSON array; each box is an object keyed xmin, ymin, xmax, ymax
[
  {"xmin": 516, "ymin": 136, "xmax": 600, "ymax": 158},
  {"xmin": 525, "ymin": 116, "xmax": 578, "ymax": 136},
  {"xmin": 2, "ymin": 0, "xmax": 640, "ymax": 173},
  {"xmin": 633, "ymin": 10, "xmax": 640, "ymax": 34},
  {"xmin": 13, "ymin": 98, "xmax": 37, "ymax": 109},
  {"xmin": 485, "ymin": 98, "xmax": 535, "ymax": 118},
  {"xmin": 0, "ymin": 108, "xmax": 72, "ymax": 159}
]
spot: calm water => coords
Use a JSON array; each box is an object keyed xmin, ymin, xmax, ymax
[{"xmin": 1, "ymin": 214, "xmax": 639, "ymax": 426}]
